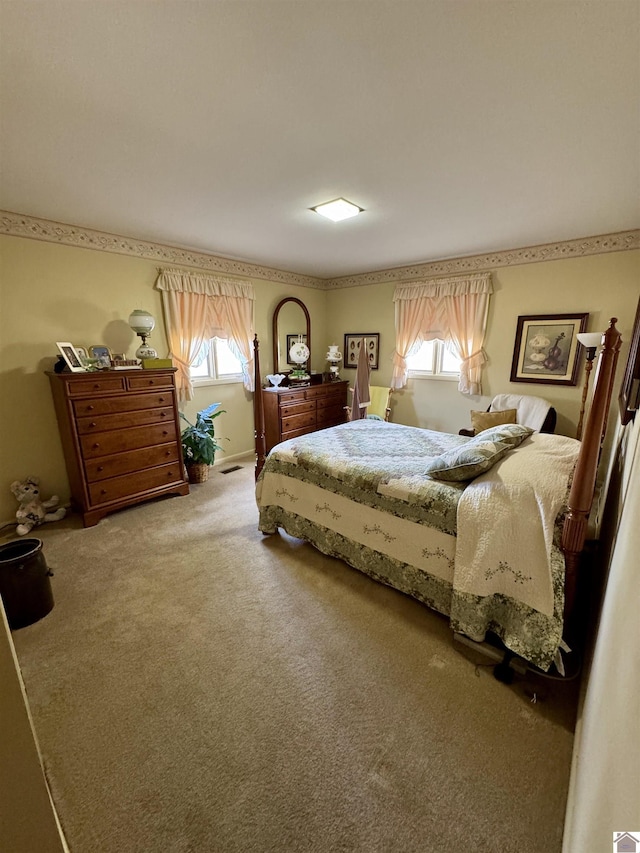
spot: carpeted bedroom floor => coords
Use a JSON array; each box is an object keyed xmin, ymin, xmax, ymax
[{"xmin": 9, "ymin": 454, "xmax": 579, "ymax": 853}]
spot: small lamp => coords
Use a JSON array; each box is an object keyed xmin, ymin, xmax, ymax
[
  {"xmin": 575, "ymin": 331, "xmax": 602, "ymax": 440},
  {"xmin": 288, "ymin": 336, "xmax": 310, "ymax": 384},
  {"xmin": 128, "ymin": 309, "xmax": 158, "ymax": 359},
  {"xmin": 326, "ymin": 344, "xmax": 342, "ymax": 380}
]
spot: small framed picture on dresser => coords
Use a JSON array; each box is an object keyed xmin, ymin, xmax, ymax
[{"xmin": 56, "ymin": 342, "xmax": 86, "ymax": 372}]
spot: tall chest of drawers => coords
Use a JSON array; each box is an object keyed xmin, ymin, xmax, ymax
[
  {"xmin": 262, "ymin": 380, "xmax": 348, "ymax": 453},
  {"xmin": 48, "ymin": 368, "xmax": 189, "ymax": 527}
]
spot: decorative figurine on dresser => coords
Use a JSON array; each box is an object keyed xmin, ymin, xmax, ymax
[{"xmin": 47, "ymin": 368, "xmax": 189, "ymax": 527}]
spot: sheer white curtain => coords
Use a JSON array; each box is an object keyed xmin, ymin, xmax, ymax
[
  {"xmin": 392, "ymin": 273, "xmax": 492, "ymax": 395},
  {"xmin": 155, "ymin": 269, "xmax": 255, "ymax": 402}
]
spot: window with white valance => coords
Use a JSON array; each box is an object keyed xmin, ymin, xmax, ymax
[
  {"xmin": 155, "ymin": 268, "xmax": 255, "ymax": 402},
  {"xmin": 392, "ymin": 272, "xmax": 493, "ymax": 395}
]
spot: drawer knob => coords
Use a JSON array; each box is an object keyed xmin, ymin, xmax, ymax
[
  {"xmin": 97, "ymin": 466, "xmax": 104, "ymax": 472},
  {"xmin": 159, "ymin": 397, "xmax": 165, "ymax": 403},
  {"xmin": 89, "ymin": 422, "xmax": 96, "ymax": 428},
  {"xmin": 100, "ymin": 489, "xmax": 107, "ymax": 495},
  {"xmin": 87, "ymin": 405, "xmax": 94, "ymax": 411},
  {"xmin": 162, "ymin": 430, "xmax": 168, "ymax": 436},
  {"xmin": 93, "ymin": 384, "xmax": 100, "ymax": 390},
  {"xmin": 160, "ymin": 411, "xmax": 167, "ymax": 418},
  {"xmin": 93, "ymin": 443, "xmax": 100, "ymax": 449}
]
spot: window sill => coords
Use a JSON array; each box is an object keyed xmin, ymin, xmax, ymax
[
  {"xmin": 192, "ymin": 376, "xmax": 243, "ymax": 387},
  {"xmin": 408, "ymin": 372, "xmax": 460, "ymax": 382}
]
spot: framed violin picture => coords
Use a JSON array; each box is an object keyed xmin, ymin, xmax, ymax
[{"xmin": 510, "ymin": 313, "xmax": 588, "ymax": 386}]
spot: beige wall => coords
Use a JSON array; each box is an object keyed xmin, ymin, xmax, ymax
[
  {"xmin": 563, "ymin": 415, "xmax": 640, "ymax": 851},
  {"xmin": 325, "ymin": 252, "xmax": 639, "ymax": 436},
  {"xmin": 0, "ymin": 231, "xmax": 638, "ymax": 526},
  {"xmin": 0, "ymin": 234, "xmax": 326, "ymax": 523}
]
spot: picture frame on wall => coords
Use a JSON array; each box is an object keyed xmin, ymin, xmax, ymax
[
  {"xmin": 619, "ymin": 295, "xmax": 640, "ymax": 425},
  {"xmin": 56, "ymin": 342, "xmax": 85, "ymax": 372},
  {"xmin": 344, "ymin": 333, "xmax": 380, "ymax": 370},
  {"xmin": 510, "ymin": 313, "xmax": 588, "ymax": 386}
]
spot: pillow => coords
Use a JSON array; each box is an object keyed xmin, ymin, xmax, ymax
[
  {"xmin": 470, "ymin": 408, "xmax": 517, "ymax": 433},
  {"xmin": 472, "ymin": 423, "xmax": 534, "ymax": 448},
  {"xmin": 424, "ymin": 439, "xmax": 512, "ymax": 482}
]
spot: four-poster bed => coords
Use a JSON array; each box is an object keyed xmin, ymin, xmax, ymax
[{"xmin": 252, "ymin": 320, "xmax": 622, "ymax": 671}]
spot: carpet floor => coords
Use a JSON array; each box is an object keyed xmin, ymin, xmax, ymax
[{"xmin": 10, "ymin": 454, "xmax": 578, "ymax": 852}]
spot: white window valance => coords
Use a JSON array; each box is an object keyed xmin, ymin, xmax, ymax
[
  {"xmin": 156, "ymin": 268, "xmax": 254, "ymax": 300},
  {"xmin": 393, "ymin": 273, "xmax": 493, "ymax": 301}
]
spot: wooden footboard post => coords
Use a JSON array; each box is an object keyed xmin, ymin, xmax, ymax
[
  {"xmin": 562, "ymin": 318, "xmax": 621, "ymax": 631},
  {"xmin": 253, "ymin": 334, "xmax": 267, "ymax": 479}
]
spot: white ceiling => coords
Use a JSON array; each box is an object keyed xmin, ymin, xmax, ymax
[{"xmin": 1, "ymin": 1, "xmax": 639, "ymax": 280}]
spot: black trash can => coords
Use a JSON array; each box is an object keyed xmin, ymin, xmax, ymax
[{"xmin": 0, "ymin": 538, "xmax": 54, "ymax": 629}]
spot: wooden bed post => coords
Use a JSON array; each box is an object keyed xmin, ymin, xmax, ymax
[
  {"xmin": 562, "ymin": 318, "xmax": 621, "ymax": 626},
  {"xmin": 253, "ymin": 334, "xmax": 267, "ymax": 479}
]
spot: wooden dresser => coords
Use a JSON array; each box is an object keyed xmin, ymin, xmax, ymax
[
  {"xmin": 262, "ymin": 380, "xmax": 348, "ymax": 453},
  {"xmin": 48, "ymin": 368, "xmax": 189, "ymax": 527}
]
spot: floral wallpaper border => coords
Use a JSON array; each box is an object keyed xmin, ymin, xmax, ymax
[{"xmin": 1, "ymin": 209, "xmax": 637, "ymax": 291}]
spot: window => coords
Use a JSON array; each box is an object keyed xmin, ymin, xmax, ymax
[
  {"xmin": 406, "ymin": 339, "xmax": 461, "ymax": 379},
  {"xmin": 191, "ymin": 337, "xmax": 243, "ymax": 384}
]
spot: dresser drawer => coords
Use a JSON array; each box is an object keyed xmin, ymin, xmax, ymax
[
  {"xmin": 84, "ymin": 443, "xmax": 180, "ymax": 482},
  {"xmin": 304, "ymin": 385, "xmax": 327, "ymax": 399},
  {"xmin": 88, "ymin": 462, "xmax": 183, "ymax": 506},
  {"xmin": 279, "ymin": 399, "xmax": 316, "ymax": 417},
  {"xmin": 277, "ymin": 389, "xmax": 307, "ymax": 403},
  {"xmin": 73, "ymin": 392, "xmax": 174, "ymax": 418},
  {"xmin": 281, "ymin": 425, "xmax": 317, "ymax": 443},
  {"xmin": 66, "ymin": 376, "xmax": 127, "ymax": 396},
  {"xmin": 317, "ymin": 403, "xmax": 346, "ymax": 426},
  {"xmin": 77, "ymin": 407, "xmax": 175, "ymax": 434},
  {"xmin": 281, "ymin": 410, "xmax": 316, "ymax": 433},
  {"xmin": 127, "ymin": 373, "xmax": 175, "ymax": 391},
  {"xmin": 80, "ymin": 422, "xmax": 178, "ymax": 459},
  {"xmin": 316, "ymin": 391, "xmax": 346, "ymax": 410}
]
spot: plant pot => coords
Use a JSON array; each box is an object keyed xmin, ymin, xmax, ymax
[{"xmin": 187, "ymin": 463, "xmax": 210, "ymax": 484}]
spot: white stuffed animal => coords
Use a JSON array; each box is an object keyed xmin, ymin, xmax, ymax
[{"xmin": 11, "ymin": 476, "xmax": 66, "ymax": 536}]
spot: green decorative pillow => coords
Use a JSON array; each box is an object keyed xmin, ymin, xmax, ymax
[
  {"xmin": 472, "ymin": 423, "xmax": 534, "ymax": 448},
  {"xmin": 470, "ymin": 408, "xmax": 517, "ymax": 433},
  {"xmin": 424, "ymin": 439, "xmax": 512, "ymax": 482}
]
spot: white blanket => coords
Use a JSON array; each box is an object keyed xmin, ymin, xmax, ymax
[
  {"xmin": 490, "ymin": 393, "xmax": 552, "ymax": 432},
  {"xmin": 454, "ymin": 433, "xmax": 580, "ymax": 616}
]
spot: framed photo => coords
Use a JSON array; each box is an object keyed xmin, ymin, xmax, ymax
[
  {"xmin": 75, "ymin": 346, "xmax": 88, "ymax": 362},
  {"xmin": 510, "ymin": 313, "xmax": 588, "ymax": 385},
  {"xmin": 344, "ymin": 333, "xmax": 380, "ymax": 370},
  {"xmin": 56, "ymin": 342, "xmax": 85, "ymax": 372},
  {"xmin": 619, "ymin": 295, "xmax": 640, "ymax": 425},
  {"xmin": 286, "ymin": 334, "xmax": 307, "ymax": 366},
  {"xmin": 88, "ymin": 345, "xmax": 112, "ymax": 361}
]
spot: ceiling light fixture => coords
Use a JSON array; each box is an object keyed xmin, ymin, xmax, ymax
[{"xmin": 311, "ymin": 198, "xmax": 363, "ymax": 222}]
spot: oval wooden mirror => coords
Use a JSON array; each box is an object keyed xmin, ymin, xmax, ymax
[{"xmin": 272, "ymin": 297, "xmax": 311, "ymax": 375}]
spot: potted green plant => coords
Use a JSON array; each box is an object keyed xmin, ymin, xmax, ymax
[{"xmin": 179, "ymin": 402, "xmax": 226, "ymax": 483}]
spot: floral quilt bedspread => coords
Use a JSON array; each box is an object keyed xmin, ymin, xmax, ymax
[{"xmin": 256, "ymin": 420, "xmax": 579, "ymax": 670}]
